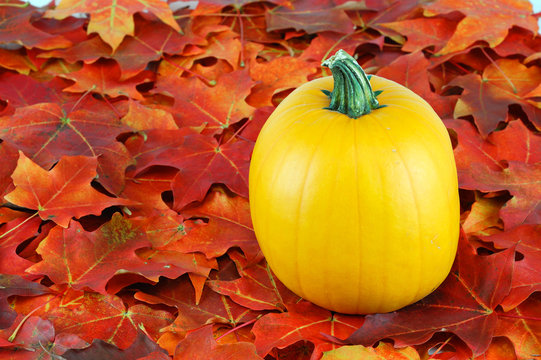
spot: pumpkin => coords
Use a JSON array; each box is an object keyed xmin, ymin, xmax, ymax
[{"xmin": 248, "ymin": 49, "xmax": 460, "ymax": 314}]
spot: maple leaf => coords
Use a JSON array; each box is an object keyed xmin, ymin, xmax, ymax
[
  {"xmin": 0, "ymin": 315, "xmax": 56, "ymax": 356},
  {"xmin": 423, "ymin": 0, "xmax": 538, "ymax": 55},
  {"xmin": 468, "ymin": 161, "xmax": 541, "ymax": 229},
  {"xmin": 26, "ymin": 213, "xmax": 151, "ymax": 293},
  {"xmin": 4, "ymin": 153, "xmax": 134, "ymax": 228},
  {"xmin": 0, "ymin": 47, "xmax": 37, "ymax": 75},
  {"xmin": 171, "ymin": 135, "xmax": 253, "ymax": 210},
  {"xmin": 0, "ymin": 1, "xmax": 72, "ymax": 49},
  {"xmin": 450, "ymin": 58, "xmax": 541, "ymax": 135},
  {"xmin": 59, "ymin": 60, "xmax": 152, "ymax": 100},
  {"xmin": 154, "ymin": 70, "xmax": 256, "ymax": 135},
  {"xmin": 12, "ymin": 288, "xmax": 174, "ymax": 350},
  {"xmin": 122, "ymin": 169, "xmax": 179, "ymax": 213},
  {"xmin": 265, "ymin": 0, "xmax": 361, "ymax": 34},
  {"xmin": 376, "ymin": 51, "xmax": 456, "ymax": 118},
  {"xmin": 252, "ymin": 301, "xmax": 364, "ymax": 359},
  {"xmin": 164, "ymin": 189, "xmax": 260, "ymax": 260},
  {"xmin": 0, "ymin": 212, "xmax": 42, "ymax": 277},
  {"xmin": 299, "ymin": 31, "xmax": 384, "ymax": 63},
  {"xmin": 62, "ymin": 331, "xmax": 169, "ymax": 360},
  {"xmin": 120, "ymin": 100, "xmax": 178, "ymax": 131},
  {"xmin": 494, "ymin": 294, "xmax": 541, "ymax": 359},
  {"xmin": 0, "ymin": 102, "xmax": 133, "ymax": 194},
  {"xmin": 379, "ymin": 17, "xmax": 456, "ymax": 53},
  {"xmin": 341, "ymin": 234, "xmax": 515, "ymax": 356},
  {"xmin": 0, "ymin": 73, "xmax": 75, "ymax": 109},
  {"xmin": 208, "ymin": 253, "xmax": 299, "ymax": 311},
  {"xmin": 485, "ymin": 225, "xmax": 541, "ymax": 310},
  {"xmin": 0, "ymin": 274, "xmax": 50, "ymax": 329},
  {"xmin": 462, "ymin": 195, "xmax": 504, "ymax": 236},
  {"xmin": 135, "ymin": 276, "xmax": 262, "ymax": 336},
  {"xmin": 45, "ymin": 0, "xmax": 180, "ymax": 51},
  {"xmin": 446, "ymin": 119, "xmax": 541, "ymax": 228},
  {"xmin": 321, "ymin": 343, "xmax": 420, "ymax": 360},
  {"xmin": 174, "ymin": 325, "xmax": 263, "ymax": 360},
  {"xmin": 247, "ymin": 56, "xmax": 318, "ymax": 107}
]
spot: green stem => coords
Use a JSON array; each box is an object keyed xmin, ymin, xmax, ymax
[{"xmin": 321, "ymin": 49, "xmax": 382, "ymax": 119}]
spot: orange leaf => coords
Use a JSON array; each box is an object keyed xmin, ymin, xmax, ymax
[
  {"xmin": 4, "ymin": 152, "xmax": 134, "ymax": 228},
  {"xmin": 45, "ymin": 0, "xmax": 180, "ymax": 51}
]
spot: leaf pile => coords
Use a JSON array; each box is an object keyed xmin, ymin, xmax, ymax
[{"xmin": 0, "ymin": 0, "xmax": 540, "ymax": 359}]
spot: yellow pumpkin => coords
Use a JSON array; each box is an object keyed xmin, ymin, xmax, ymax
[{"xmin": 248, "ymin": 49, "xmax": 460, "ymax": 314}]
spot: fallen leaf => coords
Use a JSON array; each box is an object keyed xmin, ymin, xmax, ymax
[
  {"xmin": 4, "ymin": 153, "xmax": 134, "ymax": 228},
  {"xmin": 45, "ymin": 0, "xmax": 180, "ymax": 51}
]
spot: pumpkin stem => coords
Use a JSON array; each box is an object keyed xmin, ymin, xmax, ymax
[{"xmin": 321, "ymin": 49, "xmax": 382, "ymax": 118}]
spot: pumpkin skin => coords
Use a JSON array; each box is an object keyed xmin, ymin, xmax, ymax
[{"xmin": 248, "ymin": 60, "xmax": 460, "ymax": 314}]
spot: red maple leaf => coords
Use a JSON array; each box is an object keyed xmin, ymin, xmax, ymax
[{"xmin": 4, "ymin": 153, "xmax": 134, "ymax": 228}]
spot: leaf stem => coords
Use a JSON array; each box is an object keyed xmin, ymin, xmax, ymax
[{"xmin": 321, "ymin": 49, "xmax": 382, "ymax": 118}]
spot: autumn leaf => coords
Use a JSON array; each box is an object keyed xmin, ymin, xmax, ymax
[
  {"xmin": 208, "ymin": 253, "xmax": 299, "ymax": 311},
  {"xmin": 321, "ymin": 343, "xmax": 420, "ymax": 360},
  {"xmin": 376, "ymin": 51, "xmax": 456, "ymax": 118},
  {"xmin": 45, "ymin": 0, "xmax": 180, "ymax": 51},
  {"xmin": 0, "ymin": 101, "xmax": 133, "ymax": 194},
  {"xmin": 253, "ymin": 301, "xmax": 364, "ymax": 359},
  {"xmin": 4, "ymin": 153, "xmax": 134, "ymax": 228},
  {"xmin": 27, "ymin": 213, "xmax": 150, "ymax": 293},
  {"xmin": 12, "ymin": 288, "xmax": 174, "ymax": 350},
  {"xmin": 265, "ymin": 0, "xmax": 361, "ymax": 34},
  {"xmin": 0, "ymin": 274, "xmax": 50, "ymax": 329},
  {"xmin": 0, "ymin": 1, "xmax": 72, "ymax": 50},
  {"xmin": 494, "ymin": 294, "xmax": 541, "ymax": 359},
  {"xmin": 450, "ymin": 59, "xmax": 541, "ymax": 135},
  {"xmin": 62, "ymin": 331, "xmax": 169, "ymax": 360},
  {"xmin": 154, "ymin": 70, "xmax": 256, "ymax": 134},
  {"xmin": 174, "ymin": 325, "xmax": 263, "ymax": 360},
  {"xmin": 247, "ymin": 56, "xmax": 318, "ymax": 107},
  {"xmin": 59, "ymin": 60, "xmax": 152, "ymax": 100},
  {"xmin": 486, "ymin": 225, "xmax": 541, "ymax": 310},
  {"xmin": 135, "ymin": 276, "xmax": 262, "ymax": 336},
  {"xmin": 165, "ymin": 188, "xmax": 260, "ymax": 260},
  {"xmin": 379, "ymin": 17, "xmax": 456, "ymax": 53},
  {"xmin": 423, "ymin": 0, "xmax": 538, "ymax": 54},
  {"xmin": 170, "ymin": 135, "xmax": 253, "ymax": 210}
]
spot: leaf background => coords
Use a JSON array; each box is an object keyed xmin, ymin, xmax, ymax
[{"xmin": 1, "ymin": 0, "xmax": 541, "ymax": 359}]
